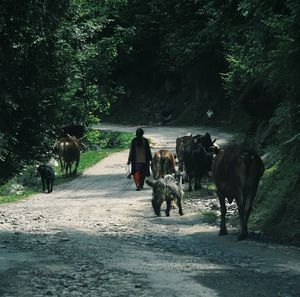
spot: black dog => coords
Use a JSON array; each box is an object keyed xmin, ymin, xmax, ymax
[{"xmin": 37, "ymin": 165, "xmax": 55, "ymax": 193}]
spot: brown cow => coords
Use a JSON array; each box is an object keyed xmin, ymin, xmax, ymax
[
  {"xmin": 213, "ymin": 144, "xmax": 264, "ymax": 240},
  {"xmin": 152, "ymin": 149, "xmax": 176, "ymax": 179},
  {"xmin": 57, "ymin": 136, "xmax": 81, "ymax": 176}
]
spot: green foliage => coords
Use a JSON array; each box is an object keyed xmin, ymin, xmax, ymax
[
  {"xmin": 0, "ymin": 130, "xmax": 133, "ymax": 204},
  {"xmin": 83, "ymin": 129, "xmax": 133, "ymax": 151},
  {"xmin": 56, "ymin": 0, "xmax": 134, "ymax": 125},
  {"xmin": 252, "ymin": 137, "xmax": 300, "ymax": 243},
  {"xmin": 0, "ymin": 0, "xmax": 69, "ymax": 174},
  {"xmin": 0, "ymin": 133, "xmax": 8, "ymax": 162},
  {"xmin": 0, "ymin": 0, "xmax": 134, "ymax": 180},
  {"xmin": 222, "ymin": 1, "xmax": 300, "ymax": 111},
  {"xmin": 0, "ymin": 164, "xmax": 40, "ymax": 197},
  {"xmin": 201, "ymin": 210, "xmax": 218, "ymax": 225}
]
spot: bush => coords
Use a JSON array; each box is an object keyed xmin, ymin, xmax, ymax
[
  {"xmin": 0, "ymin": 164, "xmax": 40, "ymax": 196},
  {"xmin": 82, "ymin": 129, "xmax": 133, "ymax": 151},
  {"xmin": 251, "ymin": 140, "xmax": 300, "ymax": 243}
]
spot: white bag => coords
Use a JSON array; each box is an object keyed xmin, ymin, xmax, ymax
[{"xmin": 125, "ymin": 164, "xmax": 131, "ymax": 179}]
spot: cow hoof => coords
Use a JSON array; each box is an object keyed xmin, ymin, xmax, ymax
[
  {"xmin": 179, "ymin": 212, "xmax": 184, "ymax": 216},
  {"xmin": 219, "ymin": 229, "xmax": 228, "ymax": 236}
]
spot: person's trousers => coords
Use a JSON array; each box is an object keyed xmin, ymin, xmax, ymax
[{"xmin": 133, "ymin": 171, "xmax": 145, "ymax": 189}]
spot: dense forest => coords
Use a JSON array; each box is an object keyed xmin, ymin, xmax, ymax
[{"xmin": 0, "ymin": 0, "xmax": 299, "ymax": 242}]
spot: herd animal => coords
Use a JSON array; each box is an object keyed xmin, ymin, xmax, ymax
[
  {"xmin": 57, "ymin": 135, "xmax": 81, "ymax": 176},
  {"xmin": 147, "ymin": 131, "xmax": 264, "ymax": 241},
  {"xmin": 152, "ymin": 149, "xmax": 176, "ymax": 179},
  {"xmin": 146, "ymin": 174, "xmax": 184, "ymax": 217},
  {"xmin": 36, "ymin": 134, "xmax": 82, "ymax": 195},
  {"xmin": 37, "ymin": 164, "xmax": 55, "ymax": 193},
  {"xmin": 36, "ymin": 129, "xmax": 264, "ymax": 241},
  {"xmin": 213, "ymin": 145, "xmax": 265, "ymax": 240}
]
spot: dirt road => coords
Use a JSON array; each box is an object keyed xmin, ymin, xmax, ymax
[{"xmin": 0, "ymin": 124, "xmax": 299, "ymax": 297}]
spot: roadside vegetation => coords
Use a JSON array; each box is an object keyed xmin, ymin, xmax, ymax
[
  {"xmin": 250, "ymin": 139, "xmax": 300, "ymax": 243},
  {"xmin": 0, "ymin": 130, "xmax": 133, "ymax": 204}
]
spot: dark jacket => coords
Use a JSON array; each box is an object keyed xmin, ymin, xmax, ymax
[{"xmin": 128, "ymin": 137, "xmax": 152, "ymax": 176}]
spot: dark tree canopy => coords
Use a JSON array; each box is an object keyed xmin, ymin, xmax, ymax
[{"xmin": 1, "ymin": 0, "xmax": 300, "ymax": 178}]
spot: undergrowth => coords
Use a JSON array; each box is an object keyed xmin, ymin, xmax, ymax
[
  {"xmin": 251, "ymin": 142, "xmax": 300, "ymax": 244},
  {"xmin": 0, "ymin": 130, "xmax": 133, "ymax": 204}
]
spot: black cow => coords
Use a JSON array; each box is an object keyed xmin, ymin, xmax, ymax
[
  {"xmin": 183, "ymin": 142, "xmax": 213, "ymax": 191},
  {"xmin": 37, "ymin": 165, "xmax": 55, "ymax": 193},
  {"xmin": 213, "ymin": 145, "xmax": 265, "ymax": 240},
  {"xmin": 175, "ymin": 134, "xmax": 195, "ymax": 176},
  {"xmin": 57, "ymin": 136, "xmax": 81, "ymax": 176},
  {"xmin": 194, "ymin": 133, "xmax": 217, "ymax": 152}
]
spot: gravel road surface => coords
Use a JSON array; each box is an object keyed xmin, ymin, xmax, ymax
[{"xmin": 0, "ymin": 124, "xmax": 299, "ymax": 297}]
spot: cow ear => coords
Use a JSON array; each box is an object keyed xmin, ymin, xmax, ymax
[{"xmin": 212, "ymin": 138, "xmax": 217, "ymax": 143}]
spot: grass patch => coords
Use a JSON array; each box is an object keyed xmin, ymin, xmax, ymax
[
  {"xmin": 0, "ymin": 130, "xmax": 133, "ymax": 204},
  {"xmin": 201, "ymin": 210, "xmax": 218, "ymax": 224}
]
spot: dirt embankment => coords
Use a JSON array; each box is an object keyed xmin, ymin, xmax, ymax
[{"xmin": 0, "ymin": 124, "xmax": 299, "ymax": 297}]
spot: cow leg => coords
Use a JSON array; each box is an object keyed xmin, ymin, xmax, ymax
[
  {"xmin": 69, "ymin": 162, "xmax": 73, "ymax": 176},
  {"xmin": 165, "ymin": 199, "xmax": 172, "ymax": 217},
  {"xmin": 59, "ymin": 158, "xmax": 65, "ymax": 176},
  {"xmin": 218, "ymin": 192, "xmax": 227, "ymax": 235},
  {"xmin": 151, "ymin": 162, "xmax": 154, "ymax": 177},
  {"xmin": 241, "ymin": 192, "xmax": 255, "ymax": 239},
  {"xmin": 198, "ymin": 174, "xmax": 203, "ymax": 190},
  {"xmin": 153, "ymin": 158, "xmax": 160, "ymax": 179},
  {"xmin": 65, "ymin": 162, "xmax": 70, "ymax": 176},
  {"xmin": 73, "ymin": 159, "xmax": 79, "ymax": 175},
  {"xmin": 46, "ymin": 180, "xmax": 50, "ymax": 193},
  {"xmin": 41, "ymin": 178, "xmax": 45, "ymax": 192},
  {"xmin": 188, "ymin": 176, "xmax": 193, "ymax": 191},
  {"xmin": 178, "ymin": 161, "xmax": 183, "ymax": 173},
  {"xmin": 236, "ymin": 192, "xmax": 247, "ymax": 240},
  {"xmin": 194, "ymin": 177, "xmax": 199, "ymax": 191},
  {"xmin": 194, "ymin": 175, "xmax": 202, "ymax": 191},
  {"xmin": 50, "ymin": 179, "xmax": 53, "ymax": 193}
]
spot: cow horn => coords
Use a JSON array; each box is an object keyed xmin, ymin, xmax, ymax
[{"xmin": 212, "ymin": 138, "xmax": 217, "ymax": 143}]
